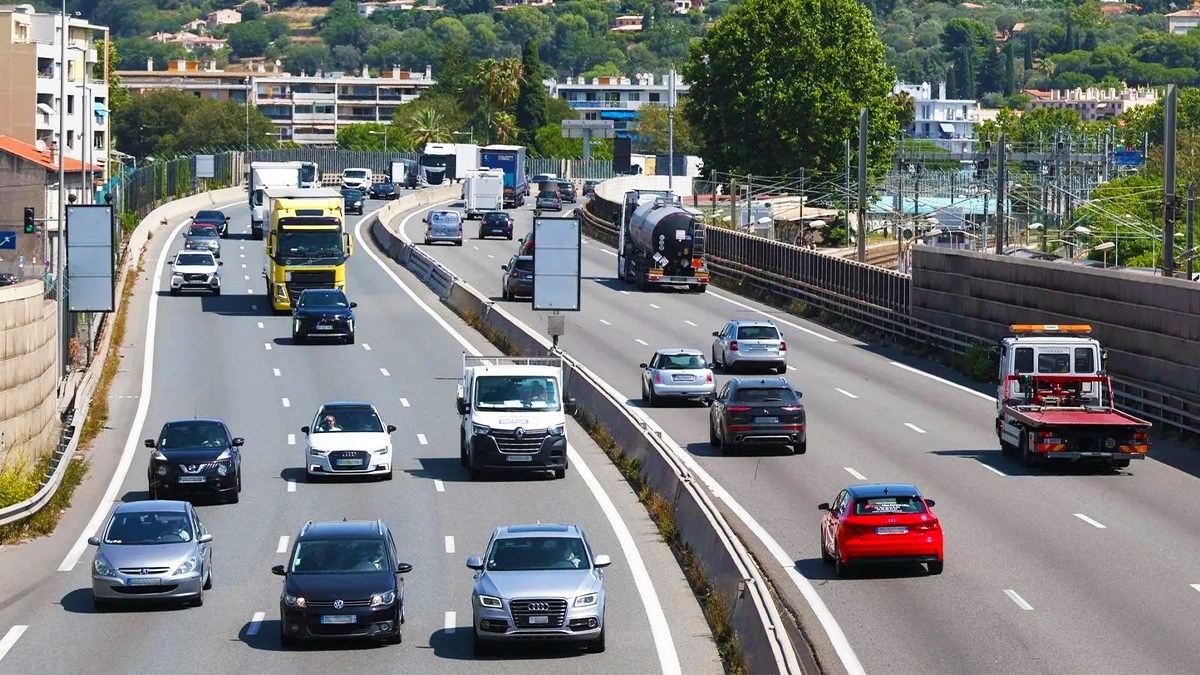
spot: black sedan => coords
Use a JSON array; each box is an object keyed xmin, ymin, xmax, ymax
[
  {"xmin": 342, "ymin": 188, "xmax": 365, "ymax": 215},
  {"xmin": 292, "ymin": 288, "xmax": 356, "ymax": 344},
  {"xmin": 193, "ymin": 209, "xmax": 230, "ymax": 238},
  {"xmin": 479, "ymin": 211, "xmax": 514, "ymax": 240},
  {"xmin": 368, "ymin": 181, "xmax": 398, "ymax": 200},
  {"xmin": 707, "ymin": 377, "xmax": 806, "ymax": 455},
  {"xmin": 145, "ymin": 419, "xmax": 244, "ymax": 503}
]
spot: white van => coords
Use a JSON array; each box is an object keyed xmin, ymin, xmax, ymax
[{"xmin": 341, "ymin": 167, "xmax": 373, "ymax": 191}]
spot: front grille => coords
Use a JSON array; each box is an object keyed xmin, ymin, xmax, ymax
[
  {"xmin": 291, "ymin": 270, "xmax": 336, "ymax": 285},
  {"xmin": 113, "ymin": 585, "xmax": 179, "ymax": 595},
  {"xmin": 510, "ymin": 598, "xmax": 567, "ymax": 628},
  {"xmin": 118, "ymin": 567, "xmax": 170, "ymax": 574},
  {"xmin": 178, "ymin": 463, "xmax": 217, "ymax": 474},
  {"xmin": 306, "ymin": 619, "xmax": 370, "ymax": 636},
  {"xmin": 183, "ymin": 274, "xmax": 208, "ymax": 282},
  {"xmin": 328, "ymin": 450, "xmax": 370, "ymax": 471},
  {"xmin": 307, "ymin": 598, "xmax": 372, "ymax": 608},
  {"xmin": 492, "ymin": 429, "xmax": 548, "ymax": 454}
]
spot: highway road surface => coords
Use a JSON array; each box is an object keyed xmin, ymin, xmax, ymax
[
  {"xmin": 0, "ymin": 198, "xmax": 721, "ymax": 675},
  {"xmin": 398, "ymin": 195, "xmax": 1200, "ymax": 675}
]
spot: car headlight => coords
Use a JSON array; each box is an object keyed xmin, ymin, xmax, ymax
[
  {"xmin": 216, "ymin": 464, "xmax": 228, "ymax": 476},
  {"xmin": 472, "ymin": 424, "xmax": 490, "ymax": 436},
  {"xmin": 548, "ymin": 425, "xmax": 565, "ymax": 437},
  {"xmin": 294, "ymin": 319, "xmax": 301, "ymax": 332},
  {"xmin": 574, "ymin": 592, "xmax": 598, "ymax": 608},
  {"xmin": 93, "ymin": 556, "xmax": 117, "ymax": 577},
  {"xmin": 284, "ymin": 593, "xmax": 306, "ymax": 608},
  {"xmin": 308, "ymin": 446, "xmax": 326, "ymax": 456},
  {"xmin": 478, "ymin": 594, "xmax": 502, "ymax": 609},
  {"xmin": 215, "ymin": 449, "xmax": 232, "ymax": 462},
  {"xmin": 370, "ymin": 591, "xmax": 396, "ymax": 607},
  {"xmin": 374, "ymin": 447, "xmax": 389, "ymax": 455},
  {"xmin": 152, "ymin": 450, "xmax": 168, "ymax": 461},
  {"xmin": 174, "ymin": 554, "xmax": 199, "ymax": 576},
  {"xmin": 347, "ymin": 319, "xmax": 354, "ymax": 331},
  {"xmin": 155, "ymin": 465, "xmax": 168, "ymax": 476},
  {"xmin": 172, "ymin": 273, "xmax": 182, "ymax": 281}
]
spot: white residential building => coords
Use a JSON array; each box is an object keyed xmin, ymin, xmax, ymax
[
  {"xmin": 1023, "ymin": 85, "xmax": 1160, "ymax": 121},
  {"xmin": 548, "ymin": 72, "xmax": 689, "ymax": 138},
  {"xmin": 1165, "ymin": 9, "xmax": 1200, "ymax": 35},
  {"xmin": 893, "ymin": 81, "xmax": 979, "ymax": 154}
]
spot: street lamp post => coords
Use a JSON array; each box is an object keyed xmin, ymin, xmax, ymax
[
  {"xmin": 369, "ymin": 129, "xmax": 388, "ymax": 154},
  {"xmin": 1094, "ymin": 241, "xmax": 1115, "ymax": 268},
  {"xmin": 56, "ymin": 0, "xmax": 68, "ymax": 381}
]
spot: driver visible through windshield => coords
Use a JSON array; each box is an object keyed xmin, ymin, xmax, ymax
[
  {"xmin": 277, "ymin": 230, "xmax": 345, "ymax": 264},
  {"xmin": 291, "ymin": 539, "xmax": 387, "ymax": 573},
  {"xmin": 486, "ymin": 536, "xmax": 587, "ymax": 571},
  {"xmin": 175, "ymin": 253, "xmax": 214, "ymax": 266},
  {"xmin": 474, "ymin": 376, "xmax": 560, "ymax": 410},
  {"xmin": 104, "ymin": 512, "xmax": 194, "ymax": 545}
]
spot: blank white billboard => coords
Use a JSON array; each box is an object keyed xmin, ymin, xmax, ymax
[{"xmin": 66, "ymin": 205, "xmax": 115, "ymax": 313}]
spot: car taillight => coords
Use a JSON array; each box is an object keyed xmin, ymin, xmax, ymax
[
  {"xmin": 729, "ymin": 341, "xmax": 739, "ymax": 351},
  {"xmin": 1131, "ymin": 431, "xmax": 1148, "ymax": 443},
  {"xmin": 706, "ymin": 373, "xmax": 713, "ymax": 382},
  {"xmin": 727, "ymin": 406, "xmax": 752, "ymax": 412},
  {"xmin": 913, "ymin": 521, "xmax": 940, "ymax": 532},
  {"xmin": 843, "ymin": 523, "xmax": 871, "ymax": 535},
  {"xmin": 511, "ymin": 271, "xmax": 520, "ymax": 278},
  {"xmin": 1037, "ymin": 431, "xmax": 1062, "ymax": 444},
  {"xmin": 780, "ymin": 341, "xmax": 787, "ymax": 352},
  {"xmin": 780, "ymin": 405, "xmax": 803, "ymax": 412},
  {"xmin": 654, "ymin": 373, "xmax": 662, "ymax": 383}
]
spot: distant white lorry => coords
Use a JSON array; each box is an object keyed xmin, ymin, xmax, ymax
[
  {"xmin": 249, "ymin": 161, "xmax": 303, "ymax": 240},
  {"xmin": 462, "ymin": 168, "xmax": 505, "ymax": 219},
  {"xmin": 341, "ymin": 167, "xmax": 374, "ymax": 191},
  {"xmin": 420, "ymin": 142, "xmax": 480, "ymax": 186}
]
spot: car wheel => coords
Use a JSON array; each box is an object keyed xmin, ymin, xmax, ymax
[
  {"xmin": 192, "ymin": 588, "xmax": 204, "ymax": 607},
  {"xmin": 647, "ymin": 386, "xmax": 658, "ymax": 407},
  {"xmin": 292, "ymin": 332, "xmax": 303, "ymax": 345},
  {"xmin": 460, "ymin": 430, "xmax": 468, "ymax": 467},
  {"xmin": 203, "ymin": 562, "xmax": 213, "ymax": 590},
  {"xmin": 927, "ymin": 560, "xmax": 944, "ymax": 575},
  {"xmin": 834, "ymin": 547, "xmax": 850, "ymax": 578},
  {"xmin": 346, "ymin": 333, "xmax": 355, "ymax": 345},
  {"xmin": 794, "ymin": 439, "xmax": 807, "ymax": 455},
  {"xmin": 469, "ymin": 466, "xmax": 483, "ymax": 481},
  {"xmin": 502, "ymin": 287, "xmax": 511, "ymax": 301},
  {"xmin": 212, "ymin": 287, "xmax": 221, "ymax": 296},
  {"xmin": 820, "ymin": 532, "xmax": 833, "ymax": 564},
  {"xmin": 384, "ymin": 470, "xmax": 394, "ymax": 481},
  {"xmin": 455, "ymin": 240, "xmax": 463, "ymax": 246},
  {"xmin": 384, "ymin": 627, "xmax": 402, "ymax": 645},
  {"xmin": 554, "ymin": 467, "xmax": 566, "ymax": 479},
  {"xmin": 709, "ymin": 420, "xmax": 721, "ymax": 448},
  {"xmin": 641, "ymin": 382, "xmax": 648, "ymax": 402},
  {"xmin": 169, "ymin": 288, "xmax": 179, "ymax": 296},
  {"xmin": 587, "ymin": 625, "xmax": 606, "ymax": 653},
  {"xmin": 280, "ymin": 627, "xmax": 296, "ymax": 648},
  {"xmin": 92, "ymin": 596, "xmax": 112, "ymax": 612},
  {"xmin": 711, "ymin": 348, "xmax": 722, "ymax": 371},
  {"xmin": 507, "ymin": 233, "xmax": 513, "ymax": 240},
  {"xmin": 472, "ymin": 629, "xmax": 492, "ymax": 656}
]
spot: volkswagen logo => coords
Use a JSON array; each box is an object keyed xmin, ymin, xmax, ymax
[
  {"xmin": 140, "ymin": 568, "xmax": 149, "ymax": 575},
  {"xmin": 514, "ymin": 427, "xmax": 526, "ymax": 439},
  {"xmin": 528, "ymin": 602, "xmax": 549, "ymax": 612},
  {"xmin": 333, "ymin": 599, "xmax": 344, "ymax": 610}
]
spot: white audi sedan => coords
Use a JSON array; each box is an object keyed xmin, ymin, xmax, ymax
[{"xmin": 301, "ymin": 401, "xmax": 397, "ymax": 481}]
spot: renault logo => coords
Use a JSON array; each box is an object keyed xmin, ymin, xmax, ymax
[
  {"xmin": 333, "ymin": 599, "xmax": 344, "ymax": 610},
  {"xmin": 514, "ymin": 427, "xmax": 526, "ymax": 439},
  {"xmin": 528, "ymin": 602, "xmax": 549, "ymax": 611}
]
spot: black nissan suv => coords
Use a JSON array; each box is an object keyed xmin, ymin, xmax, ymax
[
  {"xmin": 273, "ymin": 519, "xmax": 414, "ymax": 647},
  {"xmin": 145, "ymin": 418, "xmax": 244, "ymax": 503},
  {"xmin": 292, "ymin": 288, "xmax": 357, "ymax": 344}
]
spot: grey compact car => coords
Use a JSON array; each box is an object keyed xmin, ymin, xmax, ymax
[
  {"xmin": 467, "ymin": 524, "xmax": 610, "ymax": 655},
  {"xmin": 640, "ymin": 348, "xmax": 716, "ymax": 406},
  {"xmin": 711, "ymin": 319, "xmax": 788, "ymax": 373},
  {"xmin": 88, "ymin": 500, "xmax": 214, "ymax": 610},
  {"xmin": 183, "ymin": 223, "xmax": 222, "ymax": 258}
]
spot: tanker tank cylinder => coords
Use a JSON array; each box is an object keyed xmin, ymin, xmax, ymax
[{"xmin": 628, "ymin": 201, "xmax": 698, "ymax": 274}]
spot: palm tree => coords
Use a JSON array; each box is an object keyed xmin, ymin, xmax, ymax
[
  {"xmin": 492, "ymin": 58, "xmax": 524, "ymax": 110},
  {"xmin": 490, "ymin": 111, "xmax": 518, "ymax": 144},
  {"xmin": 891, "ymin": 91, "xmax": 916, "ymax": 130},
  {"xmin": 411, "ymin": 108, "xmax": 448, "ymax": 149},
  {"xmin": 1038, "ymin": 57, "xmax": 1056, "ymax": 80}
]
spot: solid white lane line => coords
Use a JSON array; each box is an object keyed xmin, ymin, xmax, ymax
[
  {"xmin": 281, "ymin": 398, "xmax": 290, "ymax": 408},
  {"xmin": 649, "ymin": 303, "xmax": 660, "ymax": 309},
  {"xmin": 257, "ymin": 322, "xmax": 264, "ymax": 329},
  {"xmin": 276, "ymin": 536, "xmax": 289, "ymax": 554},
  {"xmin": 707, "ymin": 290, "xmax": 838, "ymax": 342},
  {"xmin": 844, "ymin": 467, "xmax": 867, "ymax": 480},
  {"xmin": 787, "ymin": 365, "xmax": 798, "ymax": 371},
  {"xmin": 634, "ymin": 338, "xmax": 649, "ymax": 346},
  {"xmin": 684, "ymin": 320, "xmax": 698, "ymax": 327},
  {"xmin": 1004, "ymin": 590, "xmax": 1034, "ymax": 611},
  {"xmin": 904, "ymin": 423, "xmax": 926, "ymax": 434},
  {"xmin": 246, "ymin": 612, "xmax": 267, "ymax": 636},
  {"xmin": 362, "ymin": 343, "xmax": 371, "ymax": 351},
  {"xmin": 0, "ymin": 626, "xmax": 29, "ymax": 662},
  {"xmin": 1074, "ymin": 513, "xmax": 1107, "ymax": 529},
  {"xmin": 434, "ymin": 479, "xmax": 445, "ymax": 493},
  {"xmin": 444, "ymin": 536, "xmax": 455, "ymax": 553},
  {"xmin": 417, "ymin": 434, "xmax": 428, "ymax": 445},
  {"xmin": 287, "ymin": 434, "xmax": 295, "ymax": 446},
  {"xmin": 444, "ymin": 611, "xmax": 456, "ymax": 634},
  {"xmin": 1190, "ymin": 584, "xmax": 1200, "ymax": 594},
  {"xmin": 380, "ymin": 368, "xmax": 391, "ymax": 377},
  {"xmin": 264, "ymin": 343, "xmax": 272, "ymax": 350},
  {"xmin": 835, "ymin": 388, "xmax": 858, "ymax": 399},
  {"xmin": 273, "ymin": 368, "xmax": 281, "ymax": 377},
  {"xmin": 287, "ymin": 480, "xmax": 296, "ymax": 493},
  {"xmin": 599, "ymin": 319, "xmax": 611, "ymax": 325},
  {"xmin": 357, "ymin": 213, "xmax": 682, "ymax": 675},
  {"xmin": 979, "ymin": 462, "xmax": 1008, "ymax": 477},
  {"xmin": 400, "ymin": 397, "xmax": 410, "ymax": 407},
  {"xmin": 889, "ymin": 361, "xmax": 996, "ymax": 401}
]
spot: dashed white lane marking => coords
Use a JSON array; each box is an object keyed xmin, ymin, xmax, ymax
[
  {"xmin": 380, "ymin": 368, "xmax": 391, "ymax": 377},
  {"xmin": 1074, "ymin": 513, "xmax": 1107, "ymax": 529},
  {"xmin": 787, "ymin": 365, "xmax": 798, "ymax": 371},
  {"xmin": 487, "ymin": 254, "xmax": 494, "ymax": 259},
  {"xmin": 889, "ymin": 361, "xmax": 996, "ymax": 401},
  {"xmin": 273, "ymin": 368, "xmax": 281, "ymax": 377},
  {"xmin": 276, "ymin": 536, "xmax": 289, "ymax": 554},
  {"xmin": 1004, "ymin": 590, "xmax": 1034, "ymax": 611},
  {"xmin": 434, "ymin": 479, "xmax": 445, "ymax": 493},
  {"xmin": 472, "ymin": 245, "xmax": 479, "ymax": 250},
  {"xmin": 599, "ymin": 319, "xmax": 611, "ymax": 325},
  {"xmin": 835, "ymin": 388, "xmax": 858, "ymax": 399},
  {"xmin": 0, "ymin": 626, "xmax": 29, "ymax": 662},
  {"xmin": 707, "ymin": 290, "xmax": 838, "ymax": 343},
  {"xmin": 635, "ymin": 338, "xmax": 649, "ymax": 346},
  {"xmin": 417, "ymin": 434, "xmax": 428, "ymax": 445},
  {"xmin": 243, "ymin": 275, "xmax": 250, "ymax": 280},
  {"xmin": 246, "ymin": 612, "xmax": 266, "ymax": 636},
  {"xmin": 241, "ymin": 263, "xmax": 246, "ymax": 268},
  {"xmin": 287, "ymin": 480, "xmax": 296, "ymax": 493},
  {"xmin": 257, "ymin": 322, "xmax": 264, "ymax": 329},
  {"xmin": 287, "ymin": 434, "xmax": 295, "ymax": 446},
  {"xmin": 400, "ymin": 398, "xmax": 410, "ymax": 407},
  {"xmin": 281, "ymin": 398, "xmax": 290, "ymax": 408},
  {"xmin": 264, "ymin": 343, "xmax": 272, "ymax": 350},
  {"xmin": 684, "ymin": 320, "xmax": 698, "ymax": 327},
  {"xmin": 904, "ymin": 423, "xmax": 926, "ymax": 434},
  {"xmin": 602, "ymin": 250, "xmax": 618, "ymax": 257},
  {"xmin": 362, "ymin": 343, "xmax": 371, "ymax": 351},
  {"xmin": 444, "ymin": 536, "xmax": 455, "ymax": 553},
  {"xmin": 245, "ymin": 289, "xmax": 254, "ymax": 294},
  {"xmin": 844, "ymin": 467, "xmax": 867, "ymax": 480},
  {"xmin": 979, "ymin": 462, "xmax": 1008, "ymax": 477},
  {"xmin": 649, "ymin": 303, "xmax": 660, "ymax": 309},
  {"xmin": 444, "ymin": 611, "xmax": 456, "ymax": 634},
  {"xmin": 1190, "ymin": 584, "xmax": 1200, "ymax": 594}
]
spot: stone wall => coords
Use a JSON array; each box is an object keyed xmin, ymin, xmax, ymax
[{"xmin": 0, "ymin": 280, "xmax": 57, "ymax": 468}]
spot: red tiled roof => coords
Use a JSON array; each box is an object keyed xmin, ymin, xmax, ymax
[{"xmin": 0, "ymin": 135, "xmax": 101, "ymax": 173}]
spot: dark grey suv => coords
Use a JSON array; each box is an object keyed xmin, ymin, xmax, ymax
[
  {"xmin": 708, "ymin": 377, "xmax": 806, "ymax": 454},
  {"xmin": 501, "ymin": 255, "xmax": 534, "ymax": 300}
]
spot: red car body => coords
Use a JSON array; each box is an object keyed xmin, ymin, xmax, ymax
[{"xmin": 819, "ymin": 483, "xmax": 943, "ymax": 576}]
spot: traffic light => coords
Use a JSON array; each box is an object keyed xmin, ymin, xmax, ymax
[{"xmin": 23, "ymin": 207, "xmax": 34, "ymax": 234}]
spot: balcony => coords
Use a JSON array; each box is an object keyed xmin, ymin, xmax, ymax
[
  {"xmin": 567, "ymin": 100, "xmax": 632, "ymax": 110},
  {"xmin": 337, "ymin": 112, "xmax": 378, "ymax": 123},
  {"xmin": 293, "ymin": 132, "xmax": 337, "ymax": 144},
  {"xmin": 293, "ymin": 112, "xmax": 336, "ymax": 123},
  {"xmin": 293, "ymin": 91, "xmax": 336, "ymax": 103}
]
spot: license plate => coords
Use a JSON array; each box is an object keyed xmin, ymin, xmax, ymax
[
  {"xmin": 529, "ymin": 615, "xmax": 549, "ymax": 624},
  {"xmin": 672, "ymin": 374, "xmax": 695, "ymax": 382},
  {"xmin": 320, "ymin": 615, "xmax": 355, "ymax": 625},
  {"xmin": 875, "ymin": 526, "xmax": 908, "ymax": 535},
  {"xmin": 754, "ymin": 417, "xmax": 779, "ymax": 424},
  {"xmin": 506, "ymin": 455, "xmax": 533, "ymax": 462},
  {"xmin": 315, "ymin": 325, "xmax": 333, "ymax": 330},
  {"xmin": 177, "ymin": 476, "xmax": 206, "ymax": 484},
  {"xmin": 128, "ymin": 578, "xmax": 162, "ymax": 586},
  {"xmin": 336, "ymin": 459, "xmax": 364, "ymax": 466}
]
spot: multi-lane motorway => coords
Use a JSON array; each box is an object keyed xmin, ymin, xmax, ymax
[
  {"xmin": 0, "ymin": 200, "xmax": 722, "ymax": 674},
  {"xmin": 399, "ymin": 195, "xmax": 1200, "ymax": 674}
]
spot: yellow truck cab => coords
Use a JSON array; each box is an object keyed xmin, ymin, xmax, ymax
[{"xmin": 263, "ymin": 187, "xmax": 354, "ymax": 312}]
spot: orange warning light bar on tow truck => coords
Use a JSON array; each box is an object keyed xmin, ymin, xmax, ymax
[{"xmin": 1009, "ymin": 324, "xmax": 1093, "ymax": 334}]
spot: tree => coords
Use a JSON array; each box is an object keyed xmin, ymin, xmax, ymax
[
  {"xmin": 336, "ymin": 122, "xmax": 413, "ymax": 151},
  {"xmin": 890, "ymin": 91, "xmax": 916, "ymax": 130},
  {"xmin": 242, "ymin": 2, "xmax": 262, "ymax": 21},
  {"xmin": 113, "ymin": 90, "xmax": 277, "ymax": 158},
  {"xmin": 633, "ymin": 103, "xmax": 697, "ymax": 155},
  {"xmin": 409, "ymin": 108, "xmax": 450, "ymax": 149},
  {"xmin": 491, "ymin": 111, "xmax": 519, "ymax": 144},
  {"xmin": 515, "ymin": 39, "xmax": 550, "ymax": 150},
  {"xmin": 283, "ymin": 43, "xmax": 333, "ymax": 76},
  {"xmin": 534, "ymin": 124, "xmax": 613, "ymax": 159},
  {"xmin": 228, "ymin": 21, "xmax": 272, "ymax": 59},
  {"xmin": 113, "ymin": 37, "xmax": 187, "ymax": 70},
  {"xmin": 681, "ymin": 0, "xmax": 899, "ymax": 176}
]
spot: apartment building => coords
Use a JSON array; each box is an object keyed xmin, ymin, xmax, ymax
[
  {"xmin": 118, "ymin": 59, "xmax": 252, "ymax": 102},
  {"xmin": 0, "ymin": 5, "xmax": 111, "ymax": 182},
  {"xmin": 548, "ymin": 72, "xmax": 688, "ymax": 138},
  {"xmin": 892, "ymin": 81, "xmax": 979, "ymax": 154},
  {"xmin": 1023, "ymin": 86, "xmax": 1160, "ymax": 121}
]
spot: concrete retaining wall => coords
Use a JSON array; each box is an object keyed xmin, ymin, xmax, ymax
[
  {"xmin": 912, "ymin": 246, "xmax": 1200, "ymax": 399},
  {"xmin": 0, "ymin": 281, "xmax": 57, "ymax": 468}
]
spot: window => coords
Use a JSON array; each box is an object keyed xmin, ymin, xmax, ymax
[
  {"xmin": 736, "ymin": 325, "xmax": 780, "ymax": 340},
  {"xmin": 853, "ymin": 495, "xmax": 926, "ymax": 516},
  {"xmin": 649, "ymin": 93, "xmax": 660, "ymax": 102},
  {"xmin": 291, "ymin": 539, "xmax": 388, "ymax": 573},
  {"xmin": 1037, "ymin": 352, "xmax": 1071, "ymax": 374},
  {"xmin": 657, "ymin": 353, "xmax": 705, "ymax": 370},
  {"xmin": 66, "ymin": 130, "xmax": 74, "ymax": 148},
  {"xmin": 67, "ymin": 95, "xmax": 74, "ymax": 115},
  {"xmin": 486, "ymin": 537, "xmax": 588, "ymax": 571},
  {"xmin": 731, "ymin": 387, "xmax": 798, "ymax": 404},
  {"xmin": 1012, "ymin": 347, "xmax": 1034, "ymax": 374},
  {"xmin": 1073, "ymin": 348, "xmax": 1095, "ymax": 374},
  {"xmin": 628, "ymin": 92, "xmax": 640, "ymax": 101},
  {"xmin": 473, "ymin": 375, "xmax": 560, "ymax": 410}
]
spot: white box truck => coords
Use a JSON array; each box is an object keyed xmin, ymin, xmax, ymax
[
  {"xmin": 454, "ymin": 143, "xmax": 480, "ymax": 179},
  {"xmin": 463, "ymin": 168, "xmax": 505, "ymax": 219},
  {"xmin": 249, "ymin": 161, "xmax": 303, "ymax": 240}
]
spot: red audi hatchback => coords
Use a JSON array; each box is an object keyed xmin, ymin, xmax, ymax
[{"xmin": 818, "ymin": 483, "xmax": 943, "ymax": 577}]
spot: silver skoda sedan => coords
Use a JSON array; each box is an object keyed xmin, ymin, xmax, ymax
[{"xmin": 88, "ymin": 500, "xmax": 214, "ymax": 610}]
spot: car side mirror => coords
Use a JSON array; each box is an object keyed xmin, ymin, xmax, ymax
[
  {"xmin": 218, "ymin": 261, "xmax": 224, "ymax": 266},
  {"xmin": 592, "ymin": 554, "xmax": 612, "ymax": 568},
  {"xmin": 924, "ymin": 499, "xmax": 936, "ymax": 508},
  {"xmin": 794, "ymin": 391, "xmax": 803, "ymax": 399},
  {"xmin": 396, "ymin": 562, "xmax": 413, "ymax": 574},
  {"xmin": 271, "ymin": 564, "xmax": 286, "ymax": 576},
  {"xmin": 564, "ymin": 398, "xmax": 578, "ymax": 416},
  {"xmin": 232, "ymin": 438, "xmax": 244, "ymax": 447},
  {"xmin": 466, "ymin": 555, "xmax": 483, "ymax": 570},
  {"xmin": 456, "ymin": 398, "xmax": 468, "ymax": 415},
  {"xmin": 198, "ymin": 533, "xmax": 214, "ymax": 544},
  {"xmin": 349, "ymin": 302, "xmax": 358, "ymax": 308},
  {"xmin": 144, "ymin": 439, "xmax": 156, "ymax": 448},
  {"xmin": 501, "ymin": 264, "xmax": 508, "ymax": 271},
  {"xmin": 87, "ymin": 536, "xmax": 100, "ymax": 546},
  {"xmin": 639, "ymin": 363, "xmax": 648, "ymax": 369},
  {"xmin": 301, "ymin": 426, "xmax": 310, "ymax": 434},
  {"xmin": 711, "ymin": 331, "xmax": 720, "ymax": 337},
  {"xmin": 386, "ymin": 424, "xmax": 396, "ymax": 433},
  {"xmin": 422, "ymin": 217, "xmax": 427, "ymax": 223},
  {"xmin": 817, "ymin": 502, "xmax": 831, "ymax": 511}
]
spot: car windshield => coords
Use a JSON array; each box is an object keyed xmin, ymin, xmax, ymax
[
  {"xmin": 512, "ymin": 258, "xmax": 534, "ymax": 272},
  {"xmin": 291, "ymin": 539, "xmax": 388, "ymax": 573},
  {"xmin": 538, "ymin": 191, "xmax": 558, "ymax": 199},
  {"xmin": 853, "ymin": 495, "xmax": 927, "ymax": 516},
  {"xmin": 485, "ymin": 213, "xmax": 510, "ymax": 222},
  {"xmin": 342, "ymin": 190, "xmax": 362, "ymax": 198},
  {"xmin": 104, "ymin": 511, "xmax": 194, "ymax": 545},
  {"xmin": 344, "ymin": 170, "xmax": 368, "ymax": 178},
  {"xmin": 736, "ymin": 325, "xmax": 780, "ymax": 340},
  {"xmin": 657, "ymin": 354, "xmax": 705, "ymax": 370},
  {"xmin": 298, "ymin": 292, "xmax": 349, "ymax": 309},
  {"xmin": 474, "ymin": 375, "xmax": 560, "ymax": 410},
  {"xmin": 187, "ymin": 225, "xmax": 217, "ymax": 237},
  {"xmin": 175, "ymin": 253, "xmax": 214, "ymax": 266},
  {"xmin": 195, "ymin": 211, "xmax": 223, "ymax": 220},
  {"xmin": 731, "ymin": 387, "xmax": 798, "ymax": 404},
  {"xmin": 159, "ymin": 422, "xmax": 228, "ymax": 448},
  {"xmin": 314, "ymin": 408, "xmax": 384, "ymax": 433},
  {"xmin": 487, "ymin": 536, "xmax": 588, "ymax": 571}
]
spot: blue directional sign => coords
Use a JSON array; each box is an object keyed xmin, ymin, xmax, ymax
[
  {"xmin": 1114, "ymin": 149, "xmax": 1144, "ymax": 167},
  {"xmin": 0, "ymin": 231, "xmax": 16, "ymax": 250}
]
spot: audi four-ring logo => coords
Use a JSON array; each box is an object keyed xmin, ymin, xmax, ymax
[
  {"xmin": 333, "ymin": 599, "xmax": 344, "ymax": 609},
  {"xmin": 528, "ymin": 602, "xmax": 549, "ymax": 611}
]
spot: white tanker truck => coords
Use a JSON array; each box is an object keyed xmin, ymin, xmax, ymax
[{"xmin": 616, "ymin": 190, "xmax": 710, "ymax": 292}]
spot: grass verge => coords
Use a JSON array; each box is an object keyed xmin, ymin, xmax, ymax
[
  {"xmin": 460, "ymin": 309, "xmax": 521, "ymax": 357},
  {"xmin": 78, "ymin": 254, "xmax": 142, "ymax": 448},
  {"xmin": 0, "ymin": 456, "xmax": 90, "ymax": 544}
]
